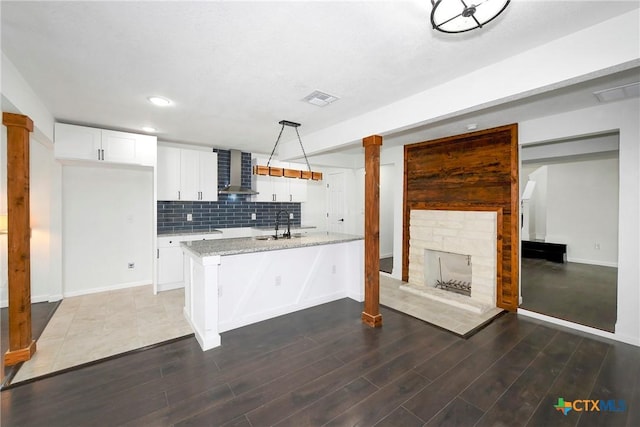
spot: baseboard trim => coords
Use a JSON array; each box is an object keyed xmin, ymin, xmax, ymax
[
  {"xmin": 517, "ymin": 308, "xmax": 638, "ymax": 347},
  {"xmin": 157, "ymin": 282, "xmax": 184, "ymax": 292},
  {"xmin": 566, "ymin": 257, "xmax": 618, "ymax": 268},
  {"xmin": 62, "ymin": 281, "xmax": 151, "ymax": 298}
]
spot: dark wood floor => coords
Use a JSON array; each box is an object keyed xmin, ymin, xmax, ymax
[
  {"xmin": 380, "ymin": 257, "xmax": 393, "ymax": 274},
  {"xmin": 520, "ymin": 258, "xmax": 617, "ymax": 332},
  {"xmin": 2, "ymin": 298, "xmax": 639, "ymax": 426},
  {"xmin": 1, "ymin": 301, "xmax": 60, "ymax": 384}
]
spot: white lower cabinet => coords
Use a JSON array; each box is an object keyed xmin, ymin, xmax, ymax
[
  {"xmin": 158, "ymin": 232, "xmax": 243, "ymax": 291},
  {"xmin": 157, "ymin": 234, "xmax": 222, "ymax": 291}
]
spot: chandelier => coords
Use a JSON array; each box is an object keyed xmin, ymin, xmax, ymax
[
  {"xmin": 253, "ymin": 120, "xmax": 322, "ymax": 181},
  {"xmin": 430, "ymin": 0, "xmax": 510, "ymax": 33}
]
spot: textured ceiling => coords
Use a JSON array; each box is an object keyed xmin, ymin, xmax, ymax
[{"xmin": 2, "ymin": 1, "xmax": 639, "ymax": 155}]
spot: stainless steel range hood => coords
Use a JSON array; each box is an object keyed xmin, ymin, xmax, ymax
[{"xmin": 218, "ymin": 149, "xmax": 259, "ymax": 195}]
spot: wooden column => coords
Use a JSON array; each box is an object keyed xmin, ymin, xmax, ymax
[
  {"xmin": 361, "ymin": 135, "xmax": 383, "ymax": 327},
  {"xmin": 3, "ymin": 112, "xmax": 36, "ymax": 366}
]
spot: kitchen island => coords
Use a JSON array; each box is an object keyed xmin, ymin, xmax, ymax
[{"xmin": 181, "ymin": 232, "xmax": 364, "ymax": 350}]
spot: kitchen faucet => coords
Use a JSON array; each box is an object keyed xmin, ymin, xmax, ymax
[{"xmin": 275, "ymin": 210, "xmax": 291, "ymax": 239}]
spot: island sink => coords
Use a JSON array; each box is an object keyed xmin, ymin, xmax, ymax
[{"xmin": 254, "ymin": 233, "xmax": 302, "ymax": 241}]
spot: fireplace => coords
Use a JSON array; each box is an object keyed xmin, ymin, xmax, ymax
[
  {"xmin": 424, "ymin": 249, "xmax": 472, "ymax": 297},
  {"xmin": 403, "ymin": 209, "xmax": 498, "ymax": 314}
]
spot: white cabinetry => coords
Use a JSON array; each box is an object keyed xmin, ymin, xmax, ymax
[
  {"xmin": 251, "ymin": 157, "xmax": 307, "ymax": 202},
  {"xmin": 158, "ymin": 239, "xmax": 183, "ymax": 289},
  {"xmin": 157, "ymin": 146, "xmax": 218, "ymax": 201},
  {"xmin": 157, "ymin": 233, "xmax": 224, "ymax": 291},
  {"xmin": 287, "ymin": 162, "xmax": 308, "ymax": 202},
  {"xmin": 54, "ymin": 123, "xmax": 155, "ymax": 166}
]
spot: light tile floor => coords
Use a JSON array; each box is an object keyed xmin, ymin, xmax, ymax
[
  {"xmin": 380, "ymin": 274, "xmax": 503, "ymax": 336},
  {"xmin": 12, "ymin": 285, "xmax": 192, "ymax": 384}
]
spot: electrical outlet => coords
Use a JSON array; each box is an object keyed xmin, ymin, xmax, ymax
[
  {"xmin": 128, "ymin": 262, "xmax": 135, "ymax": 269},
  {"xmin": 275, "ymin": 275, "xmax": 282, "ymax": 286},
  {"xmin": 187, "ymin": 213, "xmax": 193, "ymax": 222},
  {"xmin": 595, "ymin": 243, "xmax": 601, "ymax": 250},
  {"xmin": 251, "ymin": 213, "xmax": 256, "ymax": 220},
  {"xmin": 332, "ymin": 264, "xmax": 336, "ymax": 274},
  {"xmin": 289, "ymin": 213, "xmax": 294, "ymax": 219}
]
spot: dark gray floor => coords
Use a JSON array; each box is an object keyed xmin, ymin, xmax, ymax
[
  {"xmin": 380, "ymin": 257, "xmax": 393, "ymax": 274},
  {"xmin": 2, "ymin": 299, "xmax": 639, "ymax": 426},
  {"xmin": 520, "ymin": 258, "xmax": 617, "ymax": 332}
]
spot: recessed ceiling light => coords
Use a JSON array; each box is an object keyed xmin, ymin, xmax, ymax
[
  {"xmin": 142, "ymin": 126, "xmax": 157, "ymax": 133},
  {"xmin": 147, "ymin": 96, "xmax": 172, "ymax": 106}
]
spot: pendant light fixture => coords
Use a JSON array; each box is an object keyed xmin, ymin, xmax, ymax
[
  {"xmin": 253, "ymin": 120, "xmax": 322, "ymax": 181},
  {"xmin": 431, "ymin": 0, "xmax": 510, "ymax": 33}
]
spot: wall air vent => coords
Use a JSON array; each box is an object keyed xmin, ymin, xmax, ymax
[
  {"xmin": 302, "ymin": 90, "xmax": 340, "ymax": 107},
  {"xmin": 593, "ymin": 82, "xmax": 640, "ymax": 103}
]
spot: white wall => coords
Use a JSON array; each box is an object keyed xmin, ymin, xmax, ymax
[
  {"xmin": 62, "ymin": 165, "xmax": 153, "ymax": 296},
  {"xmin": 2, "ymin": 51, "xmax": 62, "ymax": 306},
  {"xmin": 546, "ymin": 157, "xmax": 619, "ymax": 266},
  {"xmin": 520, "ymin": 97, "xmax": 640, "ymax": 346},
  {"xmin": 527, "ymin": 165, "xmax": 548, "ymax": 241},
  {"xmin": 379, "ymin": 164, "xmax": 394, "ymax": 258}
]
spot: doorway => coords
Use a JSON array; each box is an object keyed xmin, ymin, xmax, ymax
[
  {"xmin": 519, "ymin": 133, "xmax": 619, "ymax": 332},
  {"xmin": 379, "ymin": 164, "xmax": 394, "ymax": 274},
  {"xmin": 326, "ymin": 172, "xmax": 346, "ymax": 234}
]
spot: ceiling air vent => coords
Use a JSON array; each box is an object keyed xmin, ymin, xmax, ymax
[
  {"xmin": 303, "ymin": 90, "xmax": 339, "ymax": 107},
  {"xmin": 593, "ymin": 82, "xmax": 640, "ymax": 103}
]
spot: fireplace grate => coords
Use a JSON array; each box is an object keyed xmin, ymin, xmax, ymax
[{"xmin": 435, "ymin": 279, "xmax": 471, "ymax": 297}]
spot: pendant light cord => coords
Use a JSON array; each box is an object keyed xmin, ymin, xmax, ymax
[{"xmin": 267, "ymin": 121, "xmax": 312, "ymax": 172}]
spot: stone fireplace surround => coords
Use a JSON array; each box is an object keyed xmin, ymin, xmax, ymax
[{"xmin": 403, "ymin": 209, "xmax": 498, "ymax": 314}]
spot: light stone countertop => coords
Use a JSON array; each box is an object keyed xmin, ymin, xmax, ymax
[
  {"xmin": 250, "ymin": 225, "xmax": 317, "ymax": 231},
  {"xmin": 158, "ymin": 229, "xmax": 223, "ymax": 237},
  {"xmin": 181, "ymin": 232, "xmax": 363, "ymax": 258}
]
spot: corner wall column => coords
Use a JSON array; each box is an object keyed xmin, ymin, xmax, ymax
[
  {"xmin": 361, "ymin": 135, "xmax": 383, "ymax": 327},
  {"xmin": 3, "ymin": 112, "xmax": 36, "ymax": 366}
]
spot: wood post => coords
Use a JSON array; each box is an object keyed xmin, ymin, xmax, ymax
[
  {"xmin": 361, "ymin": 135, "xmax": 383, "ymax": 327},
  {"xmin": 3, "ymin": 112, "xmax": 36, "ymax": 366}
]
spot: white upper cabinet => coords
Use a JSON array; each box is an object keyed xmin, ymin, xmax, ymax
[
  {"xmin": 251, "ymin": 157, "xmax": 307, "ymax": 203},
  {"xmin": 157, "ymin": 146, "xmax": 218, "ymax": 202},
  {"xmin": 54, "ymin": 124, "xmax": 102, "ymax": 161},
  {"xmin": 157, "ymin": 146, "xmax": 181, "ymax": 200},
  {"xmin": 179, "ymin": 149, "xmax": 200, "ymax": 201},
  {"xmin": 54, "ymin": 123, "xmax": 156, "ymax": 166},
  {"xmin": 287, "ymin": 162, "xmax": 309, "ymax": 203},
  {"xmin": 198, "ymin": 151, "xmax": 219, "ymax": 201}
]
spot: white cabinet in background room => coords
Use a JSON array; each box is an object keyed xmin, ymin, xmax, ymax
[
  {"xmin": 54, "ymin": 123, "xmax": 156, "ymax": 166},
  {"xmin": 157, "ymin": 146, "xmax": 218, "ymax": 201},
  {"xmin": 251, "ymin": 157, "xmax": 307, "ymax": 202}
]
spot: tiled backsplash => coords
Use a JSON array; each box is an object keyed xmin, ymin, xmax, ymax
[
  {"xmin": 157, "ymin": 149, "xmax": 301, "ymax": 234},
  {"xmin": 157, "ymin": 201, "xmax": 301, "ymax": 234}
]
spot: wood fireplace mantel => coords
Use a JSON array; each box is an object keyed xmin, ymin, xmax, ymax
[{"xmin": 402, "ymin": 124, "xmax": 519, "ymax": 311}]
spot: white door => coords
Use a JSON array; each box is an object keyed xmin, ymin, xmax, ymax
[{"xmin": 327, "ymin": 172, "xmax": 346, "ymax": 233}]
